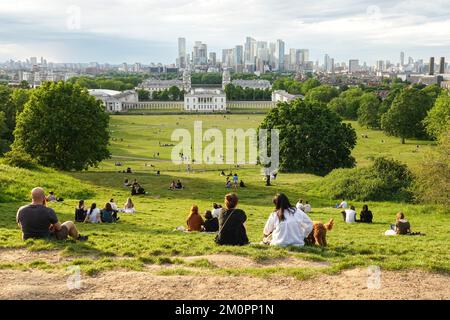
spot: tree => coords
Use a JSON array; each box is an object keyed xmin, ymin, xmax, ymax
[
  {"xmin": 137, "ymin": 89, "xmax": 150, "ymax": 101},
  {"xmin": 357, "ymin": 93, "xmax": 382, "ymax": 129},
  {"xmin": 304, "ymin": 85, "xmax": 339, "ymax": 106},
  {"xmin": 12, "ymin": 81, "xmax": 110, "ymax": 170},
  {"xmin": 413, "ymin": 123, "xmax": 450, "ymax": 205},
  {"xmin": 381, "ymin": 87, "xmax": 433, "ymax": 144},
  {"xmin": 259, "ymin": 99, "xmax": 356, "ymax": 176},
  {"xmin": 423, "ymin": 91, "xmax": 450, "ymax": 140},
  {"xmin": 328, "ymin": 88, "xmax": 364, "ymax": 120},
  {"xmin": 301, "ymin": 78, "xmax": 321, "ymax": 95}
]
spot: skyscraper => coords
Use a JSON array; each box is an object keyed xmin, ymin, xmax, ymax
[
  {"xmin": 439, "ymin": 57, "xmax": 445, "ymax": 74},
  {"xmin": 193, "ymin": 41, "xmax": 207, "ymax": 66},
  {"xmin": 234, "ymin": 45, "xmax": 244, "ymax": 72},
  {"xmin": 429, "ymin": 57, "xmax": 435, "ymax": 75},
  {"xmin": 178, "ymin": 37, "xmax": 186, "ymax": 68},
  {"xmin": 400, "ymin": 51, "xmax": 405, "ymax": 66},
  {"xmin": 349, "ymin": 59, "xmax": 359, "ymax": 73},
  {"xmin": 275, "ymin": 39, "xmax": 285, "ymax": 71}
]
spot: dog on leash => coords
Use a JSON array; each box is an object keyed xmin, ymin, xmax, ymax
[{"xmin": 305, "ymin": 219, "xmax": 334, "ymax": 247}]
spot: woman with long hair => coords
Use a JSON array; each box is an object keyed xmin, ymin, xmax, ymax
[
  {"xmin": 186, "ymin": 205, "xmax": 204, "ymax": 231},
  {"xmin": 84, "ymin": 203, "xmax": 102, "ymax": 223},
  {"xmin": 215, "ymin": 193, "xmax": 249, "ymax": 246},
  {"xmin": 263, "ymin": 193, "xmax": 313, "ymax": 247},
  {"xmin": 123, "ymin": 197, "xmax": 135, "ymax": 214}
]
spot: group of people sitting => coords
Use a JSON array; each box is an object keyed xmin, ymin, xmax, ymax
[
  {"xmin": 295, "ymin": 199, "xmax": 312, "ymax": 213},
  {"xmin": 337, "ymin": 199, "xmax": 374, "ymax": 223},
  {"xmin": 169, "ymin": 180, "xmax": 184, "ymax": 190},
  {"xmin": 224, "ymin": 173, "xmax": 245, "ymax": 189},
  {"xmin": 75, "ymin": 198, "xmax": 136, "ymax": 223},
  {"xmin": 124, "ymin": 179, "xmax": 146, "ymax": 195}
]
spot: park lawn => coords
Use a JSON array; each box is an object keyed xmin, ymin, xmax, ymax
[{"xmin": 0, "ymin": 114, "xmax": 448, "ymax": 279}]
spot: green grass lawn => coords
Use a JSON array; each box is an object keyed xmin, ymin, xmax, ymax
[{"xmin": 0, "ymin": 114, "xmax": 448, "ymax": 279}]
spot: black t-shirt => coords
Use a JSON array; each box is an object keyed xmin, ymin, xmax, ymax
[
  {"xmin": 16, "ymin": 204, "xmax": 58, "ymax": 240},
  {"xmin": 204, "ymin": 217, "xmax": 219, "ymax": 232},
  {"xmin": 216, "ymin": 208, "xmax": 249, "ymax": 245},
  {"xmin": 360, "ymin": 210, "xmax": 373, "ymax": 223}
]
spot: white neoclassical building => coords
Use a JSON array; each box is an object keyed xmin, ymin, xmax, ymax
[
  {"xmin": 88, "ymin": 89, "xmax": 138, "ymax": 112},
  {"xmin": 184, "ymin": 88, "xmax": 226, "ymax": 112}
]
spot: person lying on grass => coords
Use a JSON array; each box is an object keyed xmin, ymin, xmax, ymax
[
  {"xmin": 17, "ymin": 187, "xmax": 88, "ymax": 241},
  {"xmin": 215, "ymin": 193, "xmax": 249, "ymax": 246},
  {"xmin": 262, "ymin": 193, "xmax": 313, "ymax": 247},
  {"xmin": 186, "ymin": 205, "xmax": 204, "ymax": 232}
]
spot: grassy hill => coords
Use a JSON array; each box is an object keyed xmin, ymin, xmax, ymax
[{"xmin": 0, "ymin": 114, "xmax": 448, "ymax": 278}]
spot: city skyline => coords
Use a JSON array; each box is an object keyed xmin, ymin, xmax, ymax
[{"xmin": 1, "ymin": 0, "xmax": 450, "ymax": 64}]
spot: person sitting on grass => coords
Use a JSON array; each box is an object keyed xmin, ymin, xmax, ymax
[
  {"xmin": 176, "ymin": 180, "xmax": 183, "ymax": 190},
  {"xmin": 215, "ymin": 193, "xmax": 249, "ymax": 246},
  {"xmin": 101, "ymin": 203, "xmax": 119, "ymax": 223},
  {"xmin": 212, "ymin": 203, "xmax": 222, "ymax": 219},
  {"xmin": 225, "ymin": 178, "xmax": 232, "ymax": 189},
  {"xmin": 124, "ymin": 179, "xmax": 131, "ymax": 187},
  {"xmin": 395, "ymin": 212, "xmax": 411, "ymax": 235},
  {"xmin": 303, "ymin": 201, "xmax": 312, "ymax": 213},
  {"xmin": 109, "ymin": 198, "xmax": 118, "ymax": 212},
  {"xmin": 186, "ymin": 205, "xmax": 204, "ymax": 232},
  {"xmin": 295, "ymin": 199, "xmax": 304, "ymax": 211},
  {"xmin": 263, "ymin": 193, "xmax": 313, "ymax": 247},
  {"xmin": 85, "ymin": 203, "xmax": 102, "ymax": 224},
  {"xmin": 123, "ymin": 198, "xmax": 135, "ymax": 214},
  {"xmin": 220, "ymin": 170, "xmax": 226, "ymax": 176},
  {"xmin": 342, "ymin": 205, "xmax": 357, "ymax": 223},
  {"xmin": 169, "ymin": 180, "xmax": 177, "ymax": 190},
  {"xmin": 203, "ymin": 210, "xmax": 219, "ymax": 232},
  {"xmin": 75, "ymin": 200, "xmax": 87, "ymax": 222},
  {"xmin": 337, "ymin": 198, "xmax": 348, "ymax": 209},
  {"xmin": 16, "ymin": 187, "xmax": 88, "ymax": 241},
  {"xmin": 46, "ymin": 191, "xmax": 57, "ymax": 202},
  {"xmin": 358, "ymin": 204, "xmax": 373, "ymax": 223},
  {"xmin": 239, "ymin": 180, "xmax": 246, "ymax": 188}
]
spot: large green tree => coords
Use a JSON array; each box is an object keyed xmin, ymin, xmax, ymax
[
  {"xmin": 304, "ymin": 85, "xmax": 339, "ymax": 106},
  {"xmin": 423, "ymin": 91, "xmax": 450, "ymax": 140},
  {"xmin": 357, "ymin": 93, "xmax": 382, "ymax": 129},
  {"xmin": 12, "ymin": 81, "xmax": 110, "ymax": 170},
  {"xmin": 259, "ymin": 99, "xmax": 356, "ymax": 176},
  {"xmin": 328, "ymin": 87, "xmax": 364, "ymax": 120},
  {"xmin": 381, "ymin": 87, "xmax": 433, "ymax": 144}
]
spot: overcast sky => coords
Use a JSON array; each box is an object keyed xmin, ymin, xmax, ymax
[{"xmin": 1, "ymin": 0, "xmax": 449, "ymax": 64}]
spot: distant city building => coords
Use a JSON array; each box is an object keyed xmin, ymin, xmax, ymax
[
  {"xmin": 89, "ymin": 89, "xmax": 138, "ymax": 112},
  {"xmin": 272, "ymin": 90, "xmax": 304, "ymax": 103},
  {"xmin": 184, "ymin": 88, "xmax": 226, "ymax": 112},
  {"xmin": 439, "ymin": 57, "xmax": 445, "ymax": 74},
  {"xmin": 231, "ymin": 79, "xmax": 271, "ymax": 90},
  {"xmin": 178, "ymin": 37, "xmax": 186, "ymax": 68},
  {"xmin": 222, "ymin": 68, "xmax": 231, "ymax": 89},
  {"xmin": 349, "ymin": 59, "xmax": 360, "ymax": 73},
  {"xmin": 429, "ymin": 57, "xmax": 435, "ymax": 75}
]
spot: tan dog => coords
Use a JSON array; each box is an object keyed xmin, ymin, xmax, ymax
[{"xmin": 306, "ymin": 219, "xmax": 334, "ymax": 247}]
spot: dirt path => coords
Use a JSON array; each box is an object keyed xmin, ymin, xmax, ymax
[
  {"xmin": 1, "ymin": 249, "xmax": 449, "ymax": 300},
  {"xmin": 1, "ymin": 266, "xmax": 449, "ymax": 300}
]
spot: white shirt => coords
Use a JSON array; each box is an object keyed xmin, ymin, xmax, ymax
[
  {"xmin": 109, "ymin": 202, "xmax": 118, "ymax": 211},
  {"xmin": 212, "ymin": 208, "xmax": 222, "ymax": 219},
  {"xmin": 344, "ymin": 209, "xmax": 356, "ymax": 223},
  {"xmin": 303, "ymin": 204, "xmax": 312, "ymax": 213},
  {"xmin": 123, "ymin": 207, "xmax": 135, "ymax": 214},
  {"xmin": 86, "ymin": 208, "xmax": 101, "ymax": 223},
  {"xmin": 339, "ymin": 201, "xmax": 348, "ymax": 209},
  {"xmin": 263, "ymin": 208, "xmax": 313, "ymax": 247}
]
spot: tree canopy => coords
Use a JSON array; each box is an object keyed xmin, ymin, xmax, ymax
[
  {"xmin": 12, "ymin": 81, "xmax": 110, "ymax": 170},
  {"xmin": 259, "ymin": 99, "xmax": 356, "ymax": 175},
  {"xmin": 423, "ymin": 91, "xmax": 450, "ymax": 140}
]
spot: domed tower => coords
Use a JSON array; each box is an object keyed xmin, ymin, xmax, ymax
[
  {"xmin": 182, "ymin": 68, "xmax": 191, "ymax": 92},
  {"xmin": 222, "ymin": 68, "xmax": 231, "ymax": 90}
]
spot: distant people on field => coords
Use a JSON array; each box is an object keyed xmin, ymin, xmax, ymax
[
  {"xmin": 239, "ymin": 180, "xmax": 246, "ymax": 188},
  {"xmin": 342, "ymin": 205, "xmax": 357, "ymax": 223},
  {"xmin": 225, "ymin": 178, "xmax": 232, "ymax": 189},
  {"xmin": 46, "ymin": 191, "xmax": 58, "ymax": 202},
  {"xmin": 131, "ymin": 181, "xmax": 145, "ymax": 195},
  {"xmin": 303, "ymin": 201, "xmax": 312, "ymax": 213},
  {"xmin": 358, "ymin": 204, "xmax": 373, "ymax": 223},
  {"xmin": 203, "ymin": 210, "xmax": 219, "ymax": 232},
  {"xmin": 16, "ymin": 187, "xmax": 88, "ymax": 241},
  {"xmin": 75, "ymin": 200, "xmax": 87, "ymax": 222},
  {"xmin": 263, "ymin": 193, "xmax": 313, "ymax": 247},
  {"xmin": 394, "ymin": 212, "xmax": 411, "ymax": 235},
  {"xmin": 220, "ymin": 171, "xmax": 226, "ymax": 176},
  {"xmin": 296, "ymin": 199, "xmax": 304, "ymax": 211},
  {"xmin": 85, "ymin": 203, "xmax": 102, "ymax": 223},
  {"xmin": 215, "ymin": 193, "xmax": 249, "ymax": 246},
  {"xmin": 101, "ymin": 203, "xmax": 119, "ymax": 223},
  {"xmin": 109, "ymin": 198, "xmax": 118, "ymax": 212},
  {"xmin": 337, "ymin": 199, "xmax": 348, "ymax": 209},
  {"xmin": 176, "ymin": 180, "xmax": 183, "ymax": 189},
  {"xmin": 169, "ymin": 180, "xmax": 177, "ymax": 190},
  {"xmin": 232, "ymin": 173, "xmax": 239, "ymax": 189},
  {"xmin": 123, "ymin": 198, "xmax": 135, "ymax": 214},
  {"xmin": 186, "ymin": 205, "xmax": 204, "ymax": 232},
  {"xmin": 124, "ymin": 179, "xmax": 131, "ymax": 187},
  {"xmin": 126, "ymin": 167, "xmax": 132, "ymax": 173},
  {"xmin": 212, "ymin": 203, "xmax": 222, "ymax": 219}
]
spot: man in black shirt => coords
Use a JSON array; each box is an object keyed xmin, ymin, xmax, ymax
[{"xmin": 16, "ymin": 187, "xmax": 88, "ymax": 241}]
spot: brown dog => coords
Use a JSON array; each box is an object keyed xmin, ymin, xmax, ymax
[{"xmin": 305, "ymin": 219, "xmax": 334, "ymax": 247}]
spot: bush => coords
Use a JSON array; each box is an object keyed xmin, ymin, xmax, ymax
[
  {"xmin": 313, "ymin": 157, "xmax": 414, "ymax": 201},
  {"xmin": 1, "ymin": 149, "xmax": 37, "ymax": 169}
]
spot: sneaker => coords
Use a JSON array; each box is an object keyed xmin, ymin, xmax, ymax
[{"xmin": 77, "ymin": 235, "xmax": 88, "ymax": 242}]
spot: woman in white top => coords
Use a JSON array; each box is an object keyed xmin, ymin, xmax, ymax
[
  {"xmin": 263, "ymin": 193, "xmax": 313, "ymax": 247},
  {"xmin": 342, "ymin": 205, "xmax": 357, "ymax": 223},
  {"xmin": 123, "ymin": 197, "xmax": 136, "ymax": 214},
  {"xmin": 84, "ymin": 203, "xmax": 102, "ymax": 223}
]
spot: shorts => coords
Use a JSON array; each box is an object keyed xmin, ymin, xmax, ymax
[{"xmin": 51, "ymin": 225, "xmax": 69, "ymax": 240}]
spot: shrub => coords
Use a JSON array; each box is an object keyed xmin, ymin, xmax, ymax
[
  {"xmin": 1, "ymin": 149, "xmax": 37, "ymax": 169},
  {"xmin": 313, "ymin": 157, "xmax": 414, "ymax": 201}
]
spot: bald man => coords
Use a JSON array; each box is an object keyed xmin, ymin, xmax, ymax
[{"xmin": 16, "ymin": 187, "xmax": 88, "ymax": 241}]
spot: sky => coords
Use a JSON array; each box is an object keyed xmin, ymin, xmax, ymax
[{"xmin": 0, "ymin": 0, "xmax": 449, "ymax": 65}]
